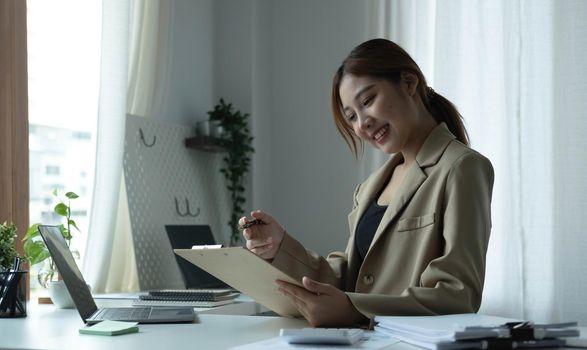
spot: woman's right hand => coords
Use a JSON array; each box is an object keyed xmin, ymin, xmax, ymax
[{"xmin": 239, "ymin": 210, "xmax": 285, "ymax": 260}]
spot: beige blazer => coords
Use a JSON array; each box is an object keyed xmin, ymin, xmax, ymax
[{"xmin": 271, "ymin": 123, "xmax": 494, "ymax": 318}]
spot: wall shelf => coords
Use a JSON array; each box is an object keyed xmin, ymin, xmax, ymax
[{"xmin": 184, "ymin": 136, "xmax": 226, "ymax": 152}]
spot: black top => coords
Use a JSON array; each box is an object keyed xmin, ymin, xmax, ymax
[{"xmin": 355, "ymin": 200, "xmax": 388, "ymax": 261}]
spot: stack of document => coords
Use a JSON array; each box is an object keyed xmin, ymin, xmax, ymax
[
  {"xmin": 132, "ymin": 289, "xmax": 239, "ymax": 308},
  {"xmin": 374, "ymin": 314, "xmax": 580, "ymax": 350}
]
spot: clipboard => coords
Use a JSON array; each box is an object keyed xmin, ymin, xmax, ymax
[{"xmin": 174, "ymin": 247, "xmax": 302, "ymax": 317}]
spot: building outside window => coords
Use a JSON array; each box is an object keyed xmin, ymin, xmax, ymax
[{"xmin": 27, "ymin": 0, "xmax": 102, "ymax": 290}]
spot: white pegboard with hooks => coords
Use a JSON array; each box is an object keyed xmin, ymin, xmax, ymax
[{"xmin": 123, "ymin": 114, "xmax": 231, "ymax": 290}]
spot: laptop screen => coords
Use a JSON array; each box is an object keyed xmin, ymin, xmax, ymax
[
  {"xmin": 38, "ymin": 225, "xmax": 98, "ymax": 322},
  {"xmin": 165, "ymin": 225, "xmax": 228, "ymax": 289}
]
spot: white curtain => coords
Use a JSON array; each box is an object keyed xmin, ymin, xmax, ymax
[
  {"xmin": 84, "ymin": 0, "xmax": 174, "ymax": 293},
  {"xmin": 371, "ymin": 0, "xmax": 587, "ymax": 324},
  {"xmin": 127, "ymin": 0, "xmax": 173, "ymax": 118},
  {"xmin": 105, "ymin": 0, "xmax": 174, "ymax": 293},
  {"xmin": 82, "ymin": 0, "xmax": 130, "ymax": 292}
]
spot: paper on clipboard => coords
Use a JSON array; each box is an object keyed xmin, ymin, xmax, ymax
[{"xmin": 174, "ymin": 247, "xmax": 302, "ymax": 317}]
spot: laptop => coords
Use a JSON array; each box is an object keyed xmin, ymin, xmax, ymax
[
  {"xmin": 164, "ymin": 225, "xmax": 229, "ymax": 289},
  {"xmin": 37, "ymin": 225, "xmax": 196, "ymax": 324}
]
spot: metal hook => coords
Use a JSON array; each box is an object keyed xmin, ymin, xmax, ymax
[
  {"xmin": 185, "ymin": 200, "xmax": 201, "ymax": 217},
  {"xmin": 139, "ymin": 128, "xmax": 157, "ymax": 147},
  {"xmin": 174, "ymin": 197, "xmax": 200, "ymax": 217}
]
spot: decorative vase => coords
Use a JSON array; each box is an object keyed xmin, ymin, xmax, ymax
[{"xmin": 47, "ymin": 280, "xmax": 75, "ymax": 309}]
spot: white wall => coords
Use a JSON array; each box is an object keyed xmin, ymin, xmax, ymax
[
  {"xmin": 165, "ymin": 0, "xmax": 370, "ymax": 255},
  {"xmin": 249, "ymin": 0, "xmax": 369, "ymax": 255},
  {"xmin": 163, "ymin": 0, "xmax": 214, "ymax": 125}
]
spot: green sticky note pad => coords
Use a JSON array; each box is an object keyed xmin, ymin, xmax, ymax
[{"xmin": 79, "ymin": 320, "xmax": 139, "ymax": 336}]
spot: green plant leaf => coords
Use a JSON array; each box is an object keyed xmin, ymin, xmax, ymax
[
  {"xmin": 54, "ymin": 203, "xmax": 69, "ymax": 216},
  {"xmin": 23, "ymin": 189, "xmax": 82, "ymax": 278},
  {"xmin": 65, "ymin": 191, "xmax": 79, "ymax": 199},
  {"xmin": 60, "ymin": 225, "xmax": 72, "ymax": 241},
  {"xmin": 209, "ymin": 97, "xmax": 255, "ymax": 246},
  {"xmin": 0, "ymin": 222, "xmax": 19, "ymax": 269},
  {"xmin": 24, "ymin": 223, "xmax": 40, "ymax": 240},
  {"xmin": 69, "ymin": 219, "xmax": 80, "ymax": 232},
  {"xmin": 25, "ymin": 240, "xmax": 50, "ymax": 265}
]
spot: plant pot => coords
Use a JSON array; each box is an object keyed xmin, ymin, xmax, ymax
[
  {"xmin": 196, "ymin": 120, "xmax": 224, "ymax": 138},
  {"xmin": 47, "ymin": 280, "xmax": 75, "ymax": 309}
]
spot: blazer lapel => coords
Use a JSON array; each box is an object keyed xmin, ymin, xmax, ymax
[
  {"xmin": 348, "ymin": 155, "xmax": 402, "ymax": 237},
  {"xmin": 367, "ymin": 123, "xmax": 456, "ymax": 252},
  {"xmin": 348, "ymin": 123, "xmax": 457, "ymax": 260},
  {"xmin": 347, "ymin": 155, "xmax": 401, "ymax": 278},
  {"xmin": 368, "ymin": 162, "xmax": 427, "ymax": 251}
]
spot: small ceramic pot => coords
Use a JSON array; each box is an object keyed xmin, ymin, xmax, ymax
[
  {"xmin": 47, "ymin": 280, "xmax": 75, "ymax": 309},
  {"xmin": 196, "ymin": 120, "xmax": 224, "ymax": 138}
]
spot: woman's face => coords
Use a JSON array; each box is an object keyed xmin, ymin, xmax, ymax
[{"xmin": 339, "ymin": 74, "xmax": 418, "ymax": 155}]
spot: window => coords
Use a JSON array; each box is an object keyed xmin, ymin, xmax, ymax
[
  {"xmin": 27, "ymin": 0, "xmax": 102, "ymax": 290},
  {"xmin": 45, "ymin": 165, "xmax": 60, "ymax": 176}
]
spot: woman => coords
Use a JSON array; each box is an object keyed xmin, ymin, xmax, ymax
[{"xmin": 240, "ymin": 38, "xmax": 494, "ymax": 327}]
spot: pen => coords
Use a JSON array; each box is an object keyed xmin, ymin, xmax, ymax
[
  {"xmin": 0, "ymin": 258, "xmax": 20, "ymax": 313},
  {"xmin": 12, "ymin": 257, "xmax": 20, "ymax": 272},
  {"xmin": 240, "ymin": 219, "xmax": 265, "ymax": 230}
]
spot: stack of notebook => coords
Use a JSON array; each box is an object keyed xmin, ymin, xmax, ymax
[
  {"xmin": 374, "ymin": 314, "xmax": 580, "ymax": 350},
  {"xmin": 132, "ymin": 289, "xmax": 239, "ymax": 308}
]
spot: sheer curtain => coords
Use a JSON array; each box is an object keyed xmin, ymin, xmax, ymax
[
  {"xmin": 82, "ymin": 0, "xmax": 129, "ymax": 292},
  {"xmin": 83, "ymin": 0, "xmax": 174, "ymax": 292},
  {"xmin": 104, "ymin": 0, "xmax": 174, "ymax": 293},
  {"xmin": 371, "ymin": 0, "xmax": 587, "ymax": 323},
  {"xmin": 127, "ymin": 0, "xmax": 173, "ymax": 118}
]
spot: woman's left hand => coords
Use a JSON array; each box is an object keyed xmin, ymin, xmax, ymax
[{"xmin": 276, "ymin": 276, "xmax": 368, "ymax": 327}]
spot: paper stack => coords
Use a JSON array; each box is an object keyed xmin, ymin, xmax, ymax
[
  {"xmin": 132, "ymin": 289, "xmax": 239, "ymax": 307},
  {"xmin": 374, "ymin": 314, "xmax": 580, "ymax": 350}
]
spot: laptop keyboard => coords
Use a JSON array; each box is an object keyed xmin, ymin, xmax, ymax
[{"xmin": 93, "ymin": 307, "xmax": 151, "ymax": 321}]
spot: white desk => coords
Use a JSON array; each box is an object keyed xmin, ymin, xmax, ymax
[
  {"xmin": 0, "ymin": 297, "xmax": 309, "ymax": 350},
  {"xmin": 3, "ymin": 298, "xmax": 583, "ymax": 350}
]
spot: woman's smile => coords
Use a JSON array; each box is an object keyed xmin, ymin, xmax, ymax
[{"xmin": 372, "ymin": 124, "xmax": 389, "ymax": 144}]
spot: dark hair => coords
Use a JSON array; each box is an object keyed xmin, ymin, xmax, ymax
[{"xmin": 331, "ymin": 38, "xmax": 469, "ymax": 157}]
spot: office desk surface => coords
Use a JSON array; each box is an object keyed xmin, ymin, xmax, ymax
[
  {"xmin": 3, "ymin": 300, "xmax": 583, "ymax": 350},
  {"xmin": 0, "ymin": 300, "xmax": 308, "ymax": 350}
]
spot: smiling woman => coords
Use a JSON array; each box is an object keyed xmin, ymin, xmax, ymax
[
  {"xmin": 240, "ymin": 38, "xmax": 494, "ymax": 327},
  {"xmin": 331, "ymin": 39, "xmax": 469, "ymax": 158}
]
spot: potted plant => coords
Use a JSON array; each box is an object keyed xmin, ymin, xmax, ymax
[
  {"xmin": 23, "ymin": 190, "xmax": 81, "ymax": 308},
  {"xmin": 208, "ymin": 98, "xmax": 255, "ymax": 245},
  {"xmin": 0, "ymin": 222, "xmax": 19, "ymax": 271}
]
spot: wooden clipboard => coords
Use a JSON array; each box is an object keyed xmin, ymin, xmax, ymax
[{"xmin": 174, "ymin": 247, "xmax": 302, "ymax": 317}]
